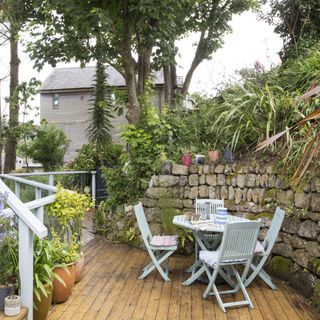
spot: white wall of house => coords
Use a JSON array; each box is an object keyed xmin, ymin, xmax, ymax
[{"xmin": 41, "ymin": 87, "xmax": 165, "ymax": 161}]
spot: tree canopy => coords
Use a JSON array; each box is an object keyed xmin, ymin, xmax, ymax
[{"xmin": 25, "ymin": 0, "xmax": 258, "ymax": 124}]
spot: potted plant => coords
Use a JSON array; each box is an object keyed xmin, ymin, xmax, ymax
[
  {"xmin": 33, "ymin": 237, "xmax": 64, "ymax": 320},
  {"xmin": 181, "ymin": 150, "xmax": 192, "ymax": 167},
  {"xmin": 48, "ymin": 186, "xmax": 92, "ymax": 285},
  {"xmin": 50, "ymin": 230, "xmax": 80, "ymax": 304}
]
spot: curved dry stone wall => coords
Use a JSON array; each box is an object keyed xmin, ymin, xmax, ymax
[{"xmin": 140, "ymin": 161, "xmax": 320, "ymax": 308}]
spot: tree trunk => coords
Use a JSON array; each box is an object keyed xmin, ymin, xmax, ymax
[
  {"xmin": 4, "ymin": 24, "xmax": 19, "ymax": 173},
  {"xmin": 180, "ymin": 57, "xmax": 201, "ymax": 96},
  {"xmin": 120, "ymin": 19, "xmax": 140, "ymax": 124},
  {"xmin": 137, "ymin": 48, "xmax": 152, "ymax": 97},
  {"xmin": 163, "ymin": 65, "xmax": 172, "ymax": 104}
]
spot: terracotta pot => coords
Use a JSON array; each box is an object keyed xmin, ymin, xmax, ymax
[
  {"xmin": 208, "ymin": 150, "xmax": 220, "ymax": 162},
  {"xmin": 52, "ymin": 264, "xmax": 75, "ymax": 304},
  {"xmin": 34, "ymin": 284, "xmax": 52, "ymax": 320},
  {"xmin": 75, "ymin": 255, "xmax": 85, "ymax": 283},
  {"xmin": 181, "ymin": 154, "xmax": 192, "ymax": 167}
]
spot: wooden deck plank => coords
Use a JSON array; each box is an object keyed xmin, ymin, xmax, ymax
[{"xmin": 48, "ymin": 241, "xmax": 319, "ymax": 320}]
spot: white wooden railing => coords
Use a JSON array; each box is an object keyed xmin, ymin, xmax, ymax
[{"xmin": 0, "ymin": 171, "xmax": 96, "ymax": 320}]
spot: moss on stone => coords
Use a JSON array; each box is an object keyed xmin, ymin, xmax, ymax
[
  {"xmin": 268, "ymin": 256, "xmax": 293, "ymax": 281},
  {"xmin": 309, "ymin": 258, "xmax": 320, "ymax": 277},
  {"xmin": 256, "ymin": 212, "xmax": 274, "ymax": 220},
  {"xmin": 312, "ymin": 279, "xmax": 320, "ymax": 310},
  {"xmin": 264, "ymin": 189, "xmax": 278, "ymax": 199},
  {"xmin": 245, "ymin": 213, "xmax": 257, "ymax": 220}
]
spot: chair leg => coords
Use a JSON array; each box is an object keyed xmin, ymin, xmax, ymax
[
  {"xmin": 203, "ymin": 266, "xmax": 219, "ymax": 299},
  {"xmin": 182, "ymin": 263, "xmax": 206, "ymax": 286},
  {"xmin": 232, "ymin": 266, "xmax": 253, "ymax": 308}
]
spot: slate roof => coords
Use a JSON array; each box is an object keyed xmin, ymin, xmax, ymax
[{"xmin": 40, "ymin": 65, "xmax": 165, "ymax": 92}]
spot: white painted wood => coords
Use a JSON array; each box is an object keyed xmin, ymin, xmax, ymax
[
  {"xmin": 48, "ymin": 174, "xmax": 54, "ymax": 195},
  {"xmin": 15, "ymin": 181, "xmax": 20, "ymax": 198},
  {"xmin": 1, "ymin": 174, "xmax": 57, "ymax": 193},
  {"xmin": 0, "ymin": 180, "xmax": 47, "ymax": 238},
  {"xmin": 19, "ymin": 220, "xmax": 34, "ymax": 320},
  {"xmin": 34, "ymin": 188, "xmax": 44, "ymax": 223},
  {"xmin": 10, "ymin": 170, "xmax": 94, "ymax": 176}
]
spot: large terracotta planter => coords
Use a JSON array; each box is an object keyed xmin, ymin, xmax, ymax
[
  {"xmin": 75, "ymin": 255, "xmax": 85, "ymax": 283},
  {"xmin": 52, "ymin": 264, "xmax": 75, "ymax": 304},
  {"xmin": 34, "ymin": 284, "xmax": 52, "ymax": 320}
]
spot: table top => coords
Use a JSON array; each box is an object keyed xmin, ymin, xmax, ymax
[{"xmin": 172, "ymin": 214, "xmax": 248, "ymax": 232}]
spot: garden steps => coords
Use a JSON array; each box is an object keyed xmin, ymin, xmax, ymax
[{"xmin": 0, "ymin": 307, "xmax": 28, "ymax": 320}]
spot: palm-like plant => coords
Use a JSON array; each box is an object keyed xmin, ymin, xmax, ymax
[
  {"xmin": 86, "ymin": 60, "xmax": 114, "ymax": 164},
  {"xmin": 256, "ymin": 85, "xmax": 320, "ymax": 181}
]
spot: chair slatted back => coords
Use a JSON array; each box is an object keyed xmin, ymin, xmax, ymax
[
  {"xmin": 262, "ymin": 207, "xmax": 285, "ymax": 254},
  {"xmin": 218, "ymin": 221, "xmax": 260, "ymax": 263},
  {"xmin": 196, "ymin": 198, "xmax": 224, "ymax": 215},
  {"xmin": 134, "ymin": 202, "xmax": 152, "ymax": 246}
]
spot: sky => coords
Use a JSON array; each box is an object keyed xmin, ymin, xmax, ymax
[{"xmin": 0, "ymin": 9, "xmax": 283, "ymax": 122}]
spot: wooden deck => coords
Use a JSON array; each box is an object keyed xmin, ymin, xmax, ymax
[{"xmin": 48, "ymin": 234, "xmax": 319, "ymax": 320}]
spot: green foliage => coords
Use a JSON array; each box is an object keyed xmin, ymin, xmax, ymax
[
  {"xmin": 157, "ymin": 195, "xmax": 193, "ymax": 253},
  {"xmin": 70, "ymin": 142, "xmax": 123, "ymax": 171},
  {"xmin": 29, "ymin": 121, "xmax": 68, "ymax": 171},
  {"xmin": 86, "ymin": 60, "xmax": 114, "ymax": 163},
  {"xmin": 33, "ymin": 237, "xmax": 65, "ymax": 303},
  {"xmin": 0, "ymin": 217, "xmax": 18, "ymax": 285}
]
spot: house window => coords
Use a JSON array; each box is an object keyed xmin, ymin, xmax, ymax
[{"xmin": 53, "ymin": 94, "xmax": 59, "ymax": 108}]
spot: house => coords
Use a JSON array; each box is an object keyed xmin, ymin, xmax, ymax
[{"xmin": 40, "ymin": 66, "xmax": 166, "ymax": 161}]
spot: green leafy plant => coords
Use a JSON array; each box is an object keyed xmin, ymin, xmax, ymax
[{"xmin": 33, "ymin": 237, "xmax": 65, "ymax": 304}]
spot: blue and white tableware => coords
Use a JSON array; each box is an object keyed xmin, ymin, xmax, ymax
[{"xmin": 216, "ymin": 207, "xmax": 228, "ymax": 225}]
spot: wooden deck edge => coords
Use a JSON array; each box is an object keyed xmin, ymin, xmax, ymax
[{"xmin": 0, "ymin": 307, "xmax": 28, "ymax": 320}]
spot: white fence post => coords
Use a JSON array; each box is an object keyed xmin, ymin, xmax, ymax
[
  {"xmin": 34, "ymin": 187, "xmax": 44, "ymax": 223},
  {"xmin": 15, "ymin": 181, "xmax": 20, "ymax": 198},
  {"xmin": 19, "ymin": 220, "xmax": 34, "ymax": 320},
  {"xmin": 48, "ymin": 175, "xmax": 54, "ymax": 195},
  {"xmin": 91, "ymin": 171, "xmax": 96, "ymax": 206}
]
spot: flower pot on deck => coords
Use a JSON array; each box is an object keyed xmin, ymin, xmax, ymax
[
  {"xmin": 34, "ymin": 284, "xmax": 52, "ymax": 320},
  {"xmin": 52, "ymin": 264, "xmax": 75, "ymax": 304},
  {"xmin": 4, "ymin": 295, "xmax": 20, "ymax": 316},
  {"xmin": 75, "ymin": 254, "xmax": 85, "ymax": 283}
]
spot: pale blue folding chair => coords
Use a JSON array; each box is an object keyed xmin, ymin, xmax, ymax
[
  {"xmin": 244, "ymin": 207, "xmax": 285, "ymax": 289},
  {"xmin": 198, "ymin": 221, "xmax": 260, "ymax": 312},
  {"xmin": 134, "ymin": 202, "xmax": 178, "ymax": 282}
]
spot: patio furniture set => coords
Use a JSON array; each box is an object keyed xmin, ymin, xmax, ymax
[{"xmin": 133, "ymin": 199, "xmax": 285, "ymax": 313}]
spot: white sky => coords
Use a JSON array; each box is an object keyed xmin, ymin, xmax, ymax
[{"xmin": 0, "ymin": 10, "xmax": 282, "ymax": 123}]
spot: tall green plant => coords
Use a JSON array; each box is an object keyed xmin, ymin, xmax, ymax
[{"xmin": 86, "ymin": 60, "xmax": 114, "ymax": 164}]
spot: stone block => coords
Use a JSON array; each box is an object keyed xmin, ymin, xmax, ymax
[
  {"xmin": 189, "ymin": 165, "xmax": 198, "ymax": 173},
  {"xmin": 235, "ymin": 189, "xmax": 243, "ymax": 205},
  {"xmin": 268, "ymin": 256, "xmax": 293, "ymax": 281},
  {"xmin": 246, "ymin": 174, "xmax": 256, "ymax": 187},
  {"xmin": 291, "ymin": 236, "xmax": 308, "ymax": 249},
  {"xmin": 149, "ymin": 175, "xmax": 158, "ymax": 187},
  {"xmin": 265, "ymin": 164, "xmax": 274, "ymax": 174},
  {"xmin": 199, "ymin": 185, "xmax": 209, "ymax": 198},
  {"xmin": 172, "ymin": 164, "xmax": 188, "ymax": 175},
  {"xmin": 214, "ymin": 164, "xmax": 225, "ymax": 173},
  {"xmin": 289, "ymin": 271, "xmax": 316, "ymax": 298},
  {"xmin": 221, "ymin": 186, "xmax": 228, "ymax": 199},
  {"xmin": 311, "ymin": 194, "xmax": 320, "ymax": 212},
  {"xmin": 206, "ymin": 175, "xmax": 217, "ymax": 186},
  {"xmin": 291, "ymin": 249, "xmax": 311, "ymax": 268},
  {"xmin": 158, "ymin": 175, "xmax": 180, "ymax": 187},
  {"xmin": 199, "ymin": 175, "xmax": 206, "ymax": 185},
  {"xmin": 308, "ymin": 212, "xmax": 320, "ymax": 222},
  {"xmin": 161, "ymin": 160, "xmax": 173, "ymax": 174},
  {"xmin": 188, "ymin": 187, "xmax": 199, "ymax": 199},
  {"xmin": 267, "ymin": 175, "xmax": 276, "ymax": 188},
  {"xmin": 182, "ymin": 199, "xmax": 193, "ymax": 208},
  {"xmin": 282, "ymin": 217, "xmax": 300, "ymax": 234},
  {"xmin": 203, "ymin": 165, "xmax": 210, "ymax": 174},
  {"xmin": 145, "ymin": 187, "xmax": 167, "ymax": 199},
  {"xmin": 237, "ymin": 174, "xmax": 246, "ymax": 188},
  {"xmin": 217, "ymin": 174, "xmax": 226, "ymax": 186},
  {"xmin": 309, "ymin": 258, "xmax": 320, "ymax": 277},
  {"xmin": 231, "ymin": 177, "xmax": 237, "ymax": 187},
  {"xmin": 306, "ymin": 241, "xmax": 320, "ymax": 258},
  {"xmin": 315, "ymin": 179, "xmax": 320, "ymax": 193},
  {"xmin": 140, "ymin": 197, "xmax": 157, "ymax": 208},
  {"xmin": 272, "ymin": 243, "xmax": 293, "ymax": 257},
  {"xmin": 228, "ymin": 186, "xmax": 235, "ymax": 201},
  {"xmin": 298, "ymin": 220, "xmax": 319, "ymax": 239},
  {"xmin": 294, "ymin": 191, "xmax": 311, "ymax": 209},
  {"xmin": 189, "ymin": 174, "xmax": 199, "ymax": 186},
  {"xmin": 276, "ymin": 177, "xmax": 290, "ymax": 189},
  {"xmin": 224, "ymin": 164, "xmax": 231, "ymax": 174},
  {"xmin": 258, "ymin": 174, "xmax": 268, "ymax": 187},
  {"xmin": 179, "ymin": 176, "xmax": 188, "ymax": 187},
  {"xmin": 277, "ymin": 190, "xmax": 294, "ymax": 205},
  {"xmin": 208, "ymin": 186, "xmax": 216, "ymax": 199}
]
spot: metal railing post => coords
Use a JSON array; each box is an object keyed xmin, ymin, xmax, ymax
[
  {"xmin": 91, "ymin": 171, "xmax": 96, "ymax": 206},
  {"xmin": 19, "ymin": 220, "xmax": 34, "ymax": 320},
  {"xmin": 35, "ymin": 187, "xmax": 44, "ymax": 223}
]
